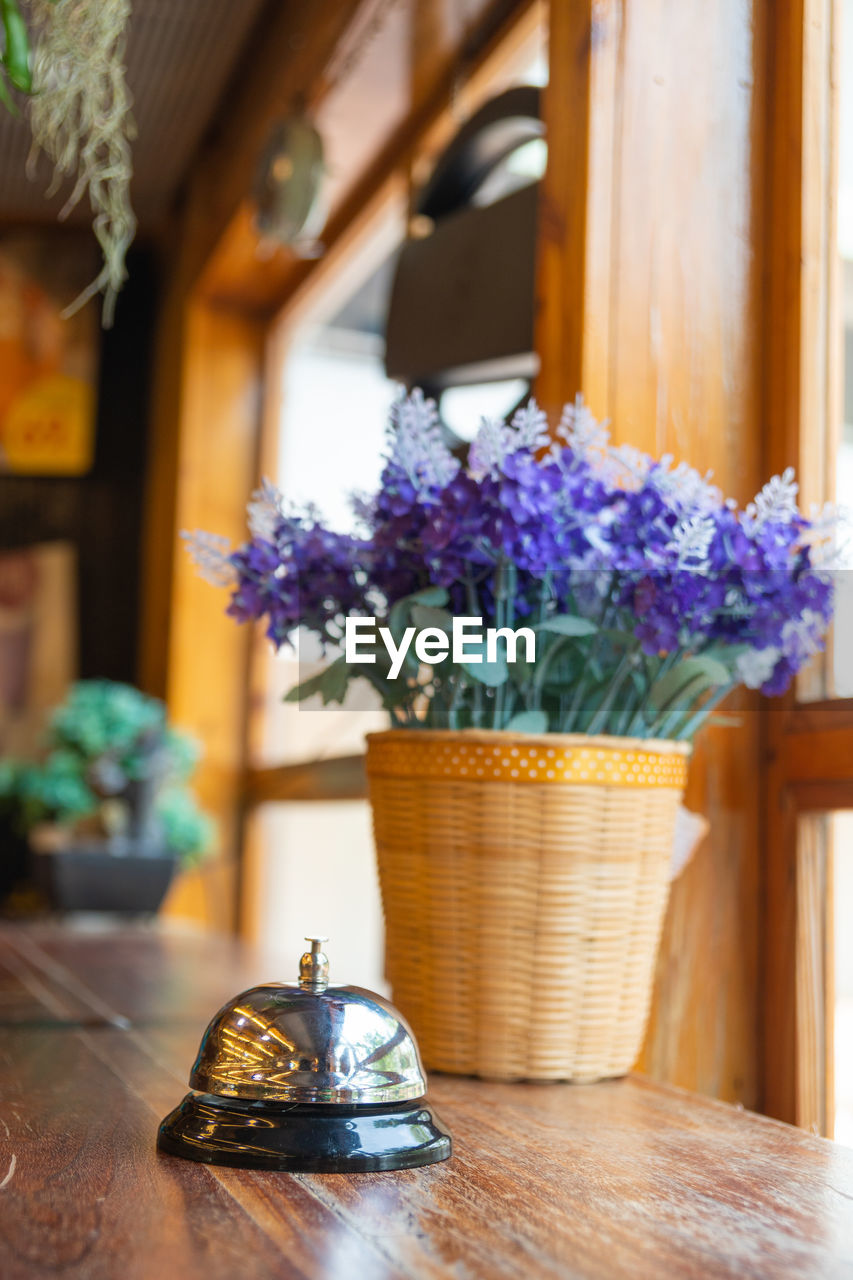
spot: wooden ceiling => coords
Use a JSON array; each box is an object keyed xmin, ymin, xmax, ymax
[{"xmin": 0, "ymin": 0, "xmax": 268, "ymax": 228}]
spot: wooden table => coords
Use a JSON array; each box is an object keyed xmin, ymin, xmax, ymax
[{"xmin": 1, "ymin": 924, "xmax": 852, "ymax": 1279}]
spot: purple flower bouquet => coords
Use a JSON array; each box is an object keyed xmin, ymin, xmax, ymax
[
  {"xmin": 186, "ymin": 391, "xmax": 837, "ymax": 742},
  {"xmin": 186, "ymin": 392, "xmax": 842, "ymax": 1083}
]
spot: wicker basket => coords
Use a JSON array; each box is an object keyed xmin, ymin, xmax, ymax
[{"xmin": 366, "ymin": 728, "xmax": 690, "ymax": 1083}]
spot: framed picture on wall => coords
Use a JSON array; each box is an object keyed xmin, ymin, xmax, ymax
[{"xmin": 0, "ymin": 231, "xmax": 99, "ymax": 477}]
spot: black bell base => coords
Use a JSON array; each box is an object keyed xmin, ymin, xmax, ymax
[{"xmin": 157, "ymin": 1093, "xmax": 452, "ymax": 1173}]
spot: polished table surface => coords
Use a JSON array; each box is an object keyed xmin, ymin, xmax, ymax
[{"xmin": 1, "ymin": 923, "xmax": 853, "ymax": 1279}]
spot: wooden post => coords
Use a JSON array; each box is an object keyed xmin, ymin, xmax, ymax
[{"xmin": 537, "ymin": 0, "xmax": 769, "ymax": 1104}]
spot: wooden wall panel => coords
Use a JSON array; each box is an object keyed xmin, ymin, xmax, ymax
[
  {"xmin": 538, "ymin": 0, "xmax": 765, "ymax": 1103},
  {"xmin": 158, "ymin": 304, "xmax": 264, "ymax": 930}
]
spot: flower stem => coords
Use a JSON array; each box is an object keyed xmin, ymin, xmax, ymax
[
  {"xmin": 563, "ymin": 600, "xmax": 613, "ymax": 731},
  {"xmin": 585, "ymin": 652, "xmax": 637, "ymax": 735},
  {"xmin": 672, "ymin": 683, "xmax": 736, "ymax": 740},
  {"xmin": 624, "ymin": 647, "xmax": 682, "ymax": 737}
]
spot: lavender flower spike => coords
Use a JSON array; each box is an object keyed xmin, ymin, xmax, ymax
[
  {"xmin": 556, "ymin": 394, "xmax": 610, "ymax": 458},
  {"xmin": 469, "ymin": 417, "xmax": 512, "ymax": 478},
  {"xmin": 511, "ymin": 398, "xmax": 551, "ymax": 452},
  {"xmin": 747, "ymin": 466, "xmax": 799, "ymax": 528},
  {"xmin": 653, "ymin": 459, "xmax": 722, "ymax": 514},
  {"xmin": 247, "ymin": 478, "xmax": 284, "ymax": 540},
  {"xmin": 735, "ymin": 648, "xmax": 781, "ymax": 690},
  {"xmin": 181, "ymin": 530, "xmax": 236, "ymax": 588},
  {"xmin": 667, "ymin": 515, "xmax": 716, "ymax": 569},
  {"xmin": 389, "ymin": 388, "xmax": 459, "ymax": 493},
  {"xmin": 187, "ymin": 388, "xmax": 837, "ymax": 737}
]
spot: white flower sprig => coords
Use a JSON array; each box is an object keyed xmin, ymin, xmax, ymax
[
  {"xmin": 181, "ymin": 531, "xmax": 235, "ymax": 588},
  {"xmin": 389, "ymin": 389, "xmax": 459, "ymax": 493},
  {"xmin": 470, "ymin": 398, "xmax": 552, "ymax": 478},
  {"xmin": 510, "ymin": 399, "xmax": 551, "ymax": 451},
  {"xmin": 247, "ymin": 479, "xmax": 285, "ymax": 541},
  {"xmin": 667, "ymin": 514, "xmax": 716, "ymax": 570},
  {"xmin": 746, "ymin": 467, "xmax": 799, "ymax": 528},
  {"xmin": 555, "ymin": 394, "xmax": 610, "ymax": 458},
  {"xmin": 469, "ymin": 417, "xmax": 512, "ymax": 479}
]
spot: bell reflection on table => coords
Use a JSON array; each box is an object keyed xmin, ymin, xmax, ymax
[{"xmin": 157, "ymin": 938, "xmax": 451, "ymax": 1172}]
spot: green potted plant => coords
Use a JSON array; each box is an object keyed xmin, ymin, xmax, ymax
[
  {"xmin": 0, "ymin": 680, "xmax": 212, "ymax": 914},
  {"xmin": 186, "ymin": 391, "xmax": 837, "ymax": 1081}
]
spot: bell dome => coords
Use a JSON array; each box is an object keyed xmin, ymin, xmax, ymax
[{"xmin": 189, "ymin": 968, "xmax": 427, "ymax": 1105}]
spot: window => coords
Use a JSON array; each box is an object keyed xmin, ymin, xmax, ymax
[
  {"xmin": 241, "ymin": 201, "xmax": 403, "ymax": 984},
  {"xmin": 254, "ymin": 201, "xmax": 404, "ymax": 772}
]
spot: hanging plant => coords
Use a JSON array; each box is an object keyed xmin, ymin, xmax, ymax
[
  {"xmin": 0, "ymin": 0, "xmax": 32, "ymax": 108},
  {"xmin": 0, "ymin": 0, "xmax": 137, "ymax": 327}
]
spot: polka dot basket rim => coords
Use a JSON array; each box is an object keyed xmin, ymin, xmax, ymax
[
  {"xmin": 366, "ymin": 729, "xmax": 690, "ymax": 789},
  {"xmin": 367, "ymin": 729, "xmax": 690, "ymax": 755}
]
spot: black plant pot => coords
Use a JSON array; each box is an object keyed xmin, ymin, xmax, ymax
[
  {"xmin": 0, "ymin": 817, "xmax": 31, "ymax": 904},
  {"xmin": 32, "ymin": 843, "xmax": 177, "ymax": 915}
]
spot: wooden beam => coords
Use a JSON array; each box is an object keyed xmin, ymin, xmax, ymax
[
  {"xmin": 410, "ymin": 0, "xmax": 457, "ymax": 109},
  {"xmin": 245, "ymin": 756, "xmax": 368, "ymax": 805},
  {"xmin": 534, "ymin": 0, "xmax": 618, "ymax": 420},
  {"xmin": 783, "ymin": 726, "xmax": 853, "ymax": 783},
  {"xmin": 762, "ymin": 0, "xmax": 840, "ymax": 1130},
  {"xmin": 785, "ymin": 700, "xmax": 853, "ymax": 734},
  {"xmin": 538, "ymin": 0, "xmax": 766, "ymax": 1108},
  {"xmin": 792, "ymin": 780, "xmax": 853, "ymax": 811},
  {"xmin": 158, "ymin": 302, "xmax": 266, "ymax": 931}
]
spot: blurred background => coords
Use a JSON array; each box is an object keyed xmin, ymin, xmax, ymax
[{"xmin": 1, "ymin": 0, "xmax": 852, "ymax": 1138}]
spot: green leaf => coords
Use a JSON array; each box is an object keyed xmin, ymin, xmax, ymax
[
  {"xmin": 649, "ymin": 655, "xmax": 731, "ymax": 714},
  {"xmin": 460, "ymin": 640, "xmax": 508, "ymax": 687},
  {"xmin": 410, "ymin": 605, "xmax": 453, "ymax": 631},
  {"xmin": 388, "ymin": 587, "xmax": 445, "ymax": 640},
  {"xmin": 284, "ymin": 657, "xmax": 350, "ymax": 706},
  {"xmin": 588, "ymin": 657, "xmax": 605, "ymax": 683},
  {"xmin": 1, "ymin": 0, "xmax": 33, "ymax": 94},
  {"xmin": 505, "ymin": 710, "xmax": 549, "ymax": 733},
  {"xmin": 410, "ymin": 586, "xmax": 449, "ymax": 607},
  {"xmin": 535, "ymin": 616, "xmax": 598, "ymax": 637},
  {"xmin": 387, "ymin": 599, "xmax": 409, "ymax": 642}
]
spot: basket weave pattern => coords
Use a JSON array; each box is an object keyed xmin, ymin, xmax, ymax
[{"xmin": 367, "ymin": 730, "xmax": 690, "ymax": 1082}]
